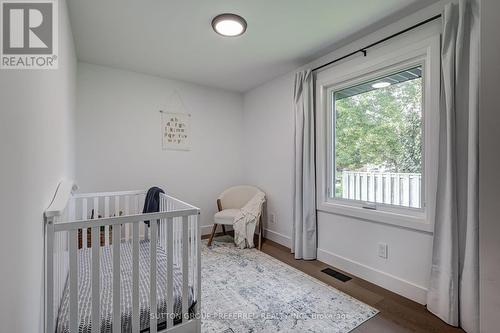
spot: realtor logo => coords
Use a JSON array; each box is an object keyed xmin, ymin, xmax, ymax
[{"xmin": 1, "ymin": 0, "xmax": 58, "ymax": 69}]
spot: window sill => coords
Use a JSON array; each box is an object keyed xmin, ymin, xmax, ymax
[{"xmin": 317, "ymin": 201, "xmax": 434, "ymax": 233}]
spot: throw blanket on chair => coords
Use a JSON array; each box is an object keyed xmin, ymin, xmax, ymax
[{"xmin": 233, "ymin": 192, "xmax": 265, "ymax": 249}]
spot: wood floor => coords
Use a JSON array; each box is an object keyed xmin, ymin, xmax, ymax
[{"xmin": 258, "ymin": 238, "xmax": 465, "ymax": 333}]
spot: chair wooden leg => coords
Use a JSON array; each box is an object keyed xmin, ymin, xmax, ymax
[
  {"xmin": 207, "ymin": 224, "xmax": 218, "ymax": 246},
  {"xmin": 221, "ymin": 224, "xmax": 227, "ymax": 235}
]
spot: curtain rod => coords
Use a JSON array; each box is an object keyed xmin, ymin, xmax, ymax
[{"xmin": 312, "ymin": 14, "xmax": 442, "ymax": 72}]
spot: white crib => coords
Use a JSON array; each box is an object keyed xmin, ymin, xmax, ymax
[{"xmin": 44, "ymin": 181, "xmax": 201, "ymax": 333}]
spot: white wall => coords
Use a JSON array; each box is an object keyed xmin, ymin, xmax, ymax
[
  {"xmin": 243, "ymin": 72, "xmax": 295, "ymax": 246},
  {"xmin": 75, "ymin": 63, "xmax": 244, "ymax": 232},
  {"xmin": 243, "ymin": 2, "xmax": 446, "ymax": 304},
  {"xmin": 0, "ymin": 1, "xmax": 77, "ymax": 331},
  {"xmin": 479, "ymin": 0, "xmax": 500, "ymax": 331}
]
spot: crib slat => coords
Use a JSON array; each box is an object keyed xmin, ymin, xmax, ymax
[
  {"xmin": 182, "ymin": 216, "xmax": 189, "ymax": 321},
  {"xmin": 112, "ymin": 224, "xmax": 121, "ymax": 333},
  {"xmin": 82, "ymin": 198, "xmax": 88, "ymax": 248},
  {"xmin": 69, "ymin": 229, "xmax": 78, "ymax": 333},
  {"xmin": 190, "ymin": 216, "xmax": 195, "ymax": 287},
  {"xmin": 114, "ymin": 196, "xmax": 120, "ymax": 216},
  {"xmin": 172, "ymin": 217, "xmax": 179, "ymax": 272},
  {"xmin": 104, "ymin": 196, "xmax": 110, "ymax": 217},
  {"xmin": 196, "ymin": 214, "xmax": 201, "ymax": 314},
  {"xmin": 166, "ymin": 217, "xmax": 174, "ymax": 328},
  {"xmin": 93, "ymin": 197, "xmax": 99, "ymax": 247},
  {"xmin": 69, "ymin": 198, "xmax": 76, "ymax": 221},
  {"xmin": 178, "ymin": 219, "xmax": 182, "ymax": 266},
  {"xmin": 55, "ymin": 231, "xmax": 59, "ymax": 321},
  {"xmin": 132, "ymin": 223, "xmax": 140, "ymax": 333},
  {"xmin": 82, "ymin": 198, "xmax": 88, "ymax": 219},
  {"xmin": 94, "ymin": 197, "xmax": 99, "ymax": 218},
  {"xmin": 125, "ymin": 196, "xmax": 130, "ymax": 240},
  {"xmin": 150, "ymin": 219, "xmax": 158, "ymax": 333},
  {"xmin": 125, "ymin": 196, "xmax": 130, "ymax": 215},
  {"xmin": 159, "ymin": 197, "xmax": 164, "ymax": 249},
  {"xmin": 45, "ymin": 220, "xmax": 55, "ymax": 333},
  {"xmin": 134, "ymin": 194, "xmax": 139, "ymax": 214},
  {"xmin": 91, "ymin": 227, "xmax": 100, "ymax": 333},
  {"xmin": 104, "ymin": 196, "xmax": 110, "ymax": 245},
  {"xmin": 173, "ymin": 219, "xmax": 177, "ymax": 271}
]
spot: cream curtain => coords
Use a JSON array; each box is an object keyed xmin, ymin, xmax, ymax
[
  {"xmin": 292, "ymin": 70, "xmax": 317, "ymax": 260},
  {"xmin": 426, "ymin": 1, "xmax": 479, "ymax": 332}
]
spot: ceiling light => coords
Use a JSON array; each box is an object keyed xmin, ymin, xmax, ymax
[
  {"xmin": 371, "ymin": 81, "xmax": 391, "ymax": 89},
  {"xmin": 212, "ymin": 13, "xmax": 247, "ymax": 37}
]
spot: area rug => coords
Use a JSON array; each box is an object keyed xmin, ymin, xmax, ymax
[{"xmin": 201, "ymin": 236, "xmax": 378, "ymax": 333}]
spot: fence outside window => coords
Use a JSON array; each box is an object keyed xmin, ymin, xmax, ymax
[{"xmin": 335, "ymin": 171, "xmax": 422, "ymax": 209}]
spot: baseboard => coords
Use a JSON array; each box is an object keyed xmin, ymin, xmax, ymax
[
  {"xmin": 317, "ymin": 248, "xmax": 428, "ymax": 304},
  {"xmin": 264, "ymin": 229, "xmax": 291, "ymax": 248}
]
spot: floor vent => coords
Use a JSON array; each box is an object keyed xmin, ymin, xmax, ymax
[{"xmin": 321, "ymin": 267, "xmax": 352, "ymax": 282}]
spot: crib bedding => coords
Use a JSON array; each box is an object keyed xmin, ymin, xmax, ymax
[{"xmin": 56, "ymin": 239, "xmax": 195, "ymax": 333}]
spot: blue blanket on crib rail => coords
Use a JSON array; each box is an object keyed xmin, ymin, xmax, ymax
[{"xmin": 143, "ymin": 187, "xmax": 164, "ymax": 227}]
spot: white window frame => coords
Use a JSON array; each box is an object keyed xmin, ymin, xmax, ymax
[{"xmin": 315, "ymin": 33, "xmax": 440, "ymax": 232}]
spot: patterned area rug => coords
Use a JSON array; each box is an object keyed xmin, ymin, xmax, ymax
[{"xmin": 201, "ymin": 236, "xmax": 378, "ymax": 333}]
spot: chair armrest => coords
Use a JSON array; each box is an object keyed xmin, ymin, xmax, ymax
[{"xmin": 217, "ymin": 198, "xmax": 223, "ymax": 212}]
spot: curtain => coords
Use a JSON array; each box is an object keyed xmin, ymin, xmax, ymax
[
  {"xmin": 292, "ymin": 70, "xmax": 317, "ymax": 260},
  {"xmin": 427, "ymin": 1, "xmax": 479, "ymax": 332}
]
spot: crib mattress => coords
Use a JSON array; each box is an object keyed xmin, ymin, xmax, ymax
[{"xmin": 56, "ymin": 239, "xmax": 195, "ymax": 333}]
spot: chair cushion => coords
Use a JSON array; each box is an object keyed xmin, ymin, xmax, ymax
[{"xmin": 214, "ymin": 209, "xmax": 240, "ymax": 225}]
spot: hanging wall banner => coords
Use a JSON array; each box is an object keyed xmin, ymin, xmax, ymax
[
  {"xmin": 162, "ymin": 112, "xmax": 191, "ymax": 151},
  {"xmin": 160, "ymin": 90, "xmax": 191, "ymax": 151}
]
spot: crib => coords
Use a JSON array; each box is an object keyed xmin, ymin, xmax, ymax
[{"xmin": 44, "ymin": 181, "xmax": 201, "ymax": 333}]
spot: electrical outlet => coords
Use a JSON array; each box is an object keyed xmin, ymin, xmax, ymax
[
  {"xmin": 269, "ymin": 213, "xmax": 276, "ymax": 224},
  {"xmin": 378, "ymin": 243, "xmax": 388, "ymax": 259}
]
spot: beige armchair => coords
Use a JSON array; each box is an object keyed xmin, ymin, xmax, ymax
[{"xmin": 207, "ymin": 185, "xmax": 264, "ymax": 250}]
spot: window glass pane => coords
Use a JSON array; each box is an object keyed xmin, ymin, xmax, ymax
[{"xmin": 332, "ymin": 66, "xmax": 423, "ymax": 208}]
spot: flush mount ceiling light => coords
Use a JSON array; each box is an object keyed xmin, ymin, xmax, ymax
[
  {"xmin": 371, "ymin": 81, "xmax": 391, "ymax": 89},
  {"xmin": 212, "ymin": 13, "xmax": 247, "ymax": 37}
]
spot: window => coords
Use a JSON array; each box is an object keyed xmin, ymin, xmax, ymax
[
  {"xmin": 331, "ymin": 66, "xmax": 423, "ymax": 209},
  {"xmin": 315, "ymin": 34, "xmax": 440, "ymax": 231}
]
